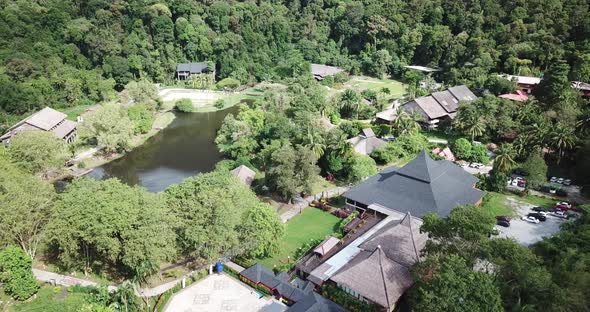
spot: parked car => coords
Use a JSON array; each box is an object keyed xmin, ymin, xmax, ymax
[
  {"xmin": 496, "ymin": 216, "xmax": 511, "ymax": 223},
  {"xmin": 517, "ymin": 179, "xmax": 526, "ymax": 187},
  {"xmin": 532, "ymin": 206, "xmax": 548, "ymax": 212},
  {"xmin": 550, "ymin": 176, "xmax": 558, "ymax": 182},
  {"xmin": 557, "ymin": 178, "xmax": 564, "ymax": 184},
  {"xmin": 527, "ymin": 213, "xmax": 547, "ymax": 222},
  {"xmin": 521, "ymin": 216, "xmax": 540, "ymax": 224},
  {"xmin": 555, "ymin": 202, "xmax": 572, "ymax": 210},
  {"xmin": 564, "ymin": 179, "xmax": 572, "ymax": 186},
  {"xmin": 497, "ymin": 220, "xmax": 510, "ymax": 227}
]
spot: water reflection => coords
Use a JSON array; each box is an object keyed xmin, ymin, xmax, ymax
[{"xmin": 86, "ymin": 106, "xmax": 238, "ymax": 192}]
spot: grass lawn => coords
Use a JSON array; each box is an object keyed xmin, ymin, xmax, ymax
[
  {"xmin": 480, "ymin": 192, "xmax": 515, "ymax": 217},
  {"xmin": 422, "ymin": 129, "xmax": 461, "ymax": 143},
  {"xmin": 256, "ymin": 208, "xmax": 340, "ymax": 268},
  {"xmin": 9, "ymin": 286, "xmax": 93, "ymax": 312},
  {"xmin": 345, "ymin": 76, "xmax": 406, "ymax": 99},
  {"xmin": 62, "ymin": 104, "xmax": 95, "ymax": 121},
  {"xmin": 510, "ymin": 194, "xmax": 557, "ymax": 208}
]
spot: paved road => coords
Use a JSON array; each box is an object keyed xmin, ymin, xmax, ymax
[
  {"xmin": 280, "ymin": 186, "xmax": 349, "ymax": 223},
  {"xmin": 32, "ymin": 268, "xmax": 192, "ymax": 297}
]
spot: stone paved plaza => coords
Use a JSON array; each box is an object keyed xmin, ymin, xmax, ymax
[{"xmin": 164, "ymin": 273, "xmax": 286, "ymax": 312}]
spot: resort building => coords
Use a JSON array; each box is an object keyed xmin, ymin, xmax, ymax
[
  {"xmin": 343, "ymin": 150, "xmax": 485, "ymax": 218},
  {"xmin": 0, "ymin": 107, "xmax": 77, "ymax": 144},
  {"xmin": 176, "ymin": 62, "xmax": 211, "ymax": 80},
  {"xmin": 346, "ymin": 128, "xmax": 387, "ymax": 156},
  {"xmin": 401, "ymin": 85, "xmax": 477, "ymax": 128},
  {"xmin": 230, "ymin": 165, "xmax": 256, "ymax": 186},
  {"xmin": 310, "ymin": 64, "xmax": 344, "ymax": 81}
]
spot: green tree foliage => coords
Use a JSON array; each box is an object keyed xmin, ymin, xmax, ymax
[
  {"xmin": 533, "ymin": 204, "xmax": 590, "ymax": 311},
  {"xmin": 166, "ymin": 171, "xmax": 279, "ymax": 262},
  {"xmin": 0, "ymin": 159, "xmax": 55, "ymax": 259},
  {"xmin": 410, "ymin": 254, "xmax": 503, "ymax": 312},
  {"xmin": 216, "ymin": 77, "xmax": 241, "ymax": 91},
  {"xmin": 7, "ymin": 130, "xmax": 67, "ymax": 175},
  {"xmin": 370, "ymin": 132, "xmax": 429, "ymax": 164},
  {"xmin": 120, "ymin": 80, "xmax": 160, "ymax": 111},
  {"xmin": 493, "ymin": 143, "xmax": 517, "ymax": 173},
  {"xmin": 265, "ymin": 144, "xmax": 319, "ymax": 199},
  {"xmin": 0, "ymin": 246, "xmax": 39, "ymax": 301},
  {"xmin": 127, "ymin": 104, "xmax": 154, "ymax": 134},
  {"xmin": 520, "ymin": 151, "xmax": 548, "ymax": 188},
  {"xmin": 452, "ymin": 138, "xmax": 472, "ymax": 160},
  {"xmin": 46, "ymin": 178, "xmax": 175, "ymax": 277},
  {"xmin": 78, "ymin": 104, "xmax": 135, "ymax": 153},
  {"xmin": 238, "ymin": 204, "xmax": 285, "ymax": 259},
  {"xmin": 174, "ymin": 98, "xmax": 194, "ymax": 113},
  {"xmin": 346, "ymin": 154, "xmax": 377, "ymax": 182}
]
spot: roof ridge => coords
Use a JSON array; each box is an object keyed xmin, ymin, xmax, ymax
[
  {"xmin": 406, "ymin": 212, "xmax": 421, "ymax": 264},
  {"xmin": 376, "ymin": 246, "xmax": 391, "ymax": 309}
]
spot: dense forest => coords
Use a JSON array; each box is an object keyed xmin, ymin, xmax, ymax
[{"xmin": 1, "ymin": 0, "xmax": 589, "ymax": 121}]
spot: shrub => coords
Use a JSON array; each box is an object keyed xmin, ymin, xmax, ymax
[
  {"xmin": 78, "ymin": 161, "xmax": 87, "ymax": 169},
  {"xmin": 214, "ymin": 99, "xmax": 226, "ymax": 109},
  {"xmin": 127, "ymin": 104, "xmax": 154, "ymax": 134},
  {"xmin": 346, "ymin": 155, "xmax": 377, "ymax": 182},
  {"xmin": 452, "ymin": 138, "xmax": 472, "ymax": 160},
  {"xmin": 470, "ymin": 143, "xmax": 490, "ymax": 163},
  {"xmin": 0, "ymin": 246, "xmax": 39, "ymax": 300},
  {"xmin": 175, "ymin": 99, "xmax": 193, "ymax": 112}
]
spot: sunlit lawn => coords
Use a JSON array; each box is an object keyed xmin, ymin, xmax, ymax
[
  {"xmin": 256, "ymin": 208, "xmax": 340, "ymax": 268},
  {"xmin": 345, "ymin": 76, "xmax": 406, "ymax": 99},
  {"xmin": 9, "ymin": 286, "xmax": 92, "ymax": 312},
  {"xmin": 481, "ymin": 192, "xmax": 515, "ymax": 217}
]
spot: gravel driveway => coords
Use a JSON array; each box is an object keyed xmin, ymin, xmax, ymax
[{"xmin": 494, "ymin": 197, "xmax": 567, "ymax": 245}]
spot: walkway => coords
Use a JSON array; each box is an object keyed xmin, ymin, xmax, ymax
[
  {"xmin": 280, "ymin": 186, "xmax": 350, "ymax": 223},
  {"xmin": 32, "ymin": 268, "xmax": 196, "ymax": 297}
]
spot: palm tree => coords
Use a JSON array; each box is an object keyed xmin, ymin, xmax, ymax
[
  {"xmin": 548, "ymin": 123, "xmax": 577, "ymax": 163},
  {"xmin": 393, "ymin": 109, "xmax": 421, "ymax": 135},
  {"xmin": 340, "ymin": 89, "xmax": 361, "ymax": 120},
  {"xmin": 493, "ymin": 143, "xmax": 516, "ymax": 173},
  {"xmin": 466, "ymin": 118, "xmax": 485, "ymax": 142},
  {"xmin": 304, "ymin": 127, "xmax": 326, "ymax": 158}
]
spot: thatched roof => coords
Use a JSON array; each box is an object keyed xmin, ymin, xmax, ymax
[
  {"xmin": 330, "ymin": 213, "xmax": 427, "ymax": 309},
  {"xmin": 230, "ymin": 165, "xmax": 256, "ymax": 186}
]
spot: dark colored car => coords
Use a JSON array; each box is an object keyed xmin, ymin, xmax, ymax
[
  {"xmin": 527, "ymin": 213, "xmax": 547, "ymax": 222},
  {"xmin": 497, "ymin": 220, "xmax": 510, "ymax": 227},
  {"xmin": 495, "ymin": 216, "xmax": 511, "ymax": 223},
  {"xmin": 532, "ymin": 206, "xmax": 547, "ymax": 212}
]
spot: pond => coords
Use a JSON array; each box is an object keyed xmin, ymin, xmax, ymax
[{"xmin": 85, "ymin": 105, "xmax": 239, "ymax": 192}]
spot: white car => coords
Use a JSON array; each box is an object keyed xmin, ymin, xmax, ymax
[
  {"xmin": 522, "ymin": 216, "xmax": 540, "ymax": 224},
  {"xmin": 550, "ymin": 176, "xmax": 558, "ymax": 182},
  {"xmin": 557, "ymin": 178, "xmax": 564, "ymax": 184},
  {"xmin": 564, "ymin": 179, "xmax": 572, "ymax": 186}
]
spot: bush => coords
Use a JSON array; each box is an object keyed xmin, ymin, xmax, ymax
[
  {"xmin": 346, "ymin": 155, "xmax": 377, "ymax": 182},
  {"xmin": 214, "ymin": 99, "xmax": 226, "ymax": 109},
  {"xmin": 470, "ymin": 143, "xmax": 490, "ymax": 163},
  {"xmin": 175, "ymin": 99, "xmax": 193, "ymax": 112},
  {"xmin": 0, "ymin": 246, "xmax": 39, "ymax": 300},
  {"xmin": 452, "ymin": 138, "xmax": 472, "ymax": 160},
  {"xmin": 127, "ymin": 104, "xmax": 154, "ymax": 134}
]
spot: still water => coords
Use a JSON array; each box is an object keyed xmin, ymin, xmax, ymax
[{"xmin": 86, "ymin": 106, "xmax": 238, "ymax": 192}]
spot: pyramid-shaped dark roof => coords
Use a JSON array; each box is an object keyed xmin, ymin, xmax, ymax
[
  {"xmin": 344, "ymin": 150, "xmax": 484, "ymax": 217},
  {"xmin": 396, "ymin": 150, "xmax": 446, "ymax": 183}
]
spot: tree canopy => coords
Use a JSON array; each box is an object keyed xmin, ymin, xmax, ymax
[{"xmin": 46, "ymin": 178, "xmax": 175, "ymax": 277}]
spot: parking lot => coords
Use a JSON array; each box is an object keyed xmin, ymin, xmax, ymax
[
  {"xmin": 494, "ymin": 197, "xmax": 568, "ymax": 245},
  {"xmin": 164, "ymin": 273, "xmax": 286, "ymax": 312}
]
